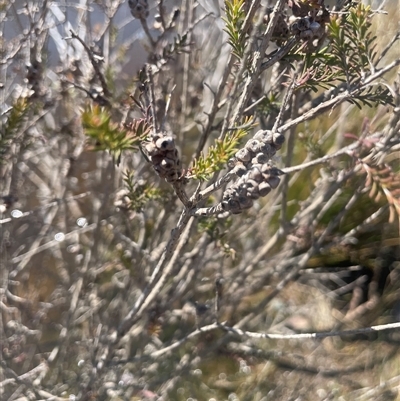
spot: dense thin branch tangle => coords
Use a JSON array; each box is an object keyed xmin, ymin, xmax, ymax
[{"xmin": 1, "ymin": 1, "xmax": 399, "ymax": 399}]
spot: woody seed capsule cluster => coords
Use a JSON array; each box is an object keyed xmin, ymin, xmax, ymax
[
  {"xmin": 289, "ymin": 3, "xmax": 330, "ymax": 41},
  {"xmin": 128, "ymin": 0, "xmax": 149, "ymax": 19},
  {"xmin": 220, "ymin": 130, "xmax": 285, "ymax": 214},
  {"xmin": 228, "ymin": 130, "xmax": 285, "ymax": 176},
  {"xmin": 221, "ymin": 164, "xmax": 284, "ymax": 214},
  {"xmin": 290, "ymin": 16, "xmax": 322, "ymax": 40},
  {"xmin": 145, "ymin": 133, "xmax": 182, "ymax": 183}
]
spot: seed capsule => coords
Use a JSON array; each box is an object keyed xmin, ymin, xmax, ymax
[
  {"xmin": 145, "ymin": 142, "xmax": 159, "ymax": 156},
  {"xmin": 128, "ymin": 0, "xmax": 149, "ymax": 19},
  {"xmin": 228, "ymin": 157, "xmax": 237, "ymax": 168},
  {"xmin": 245, "ymin": 179, "xmax": 258, "ymax": 189},
  {"xmin": 233, "ymin": 163, "xmax": 248, "ymax": 177},
  {"xmin": 261, "ymin": 131, "xmax": 274, "ymax": 144},
  {"xmin": 267, "ymin": 175, "xmax": 281, "ymax": 189},
  {"xmin": 156, "ymin": 136, "xmax": 175, "ymax": 151},
  {"xmin": 238, "ymin": 197, "xmax": 253, "ymax": 209},
  {"xmin": 300, "ymin": 30, "xmax": 313, "ymax": 40},
  {"xmin": 235, "ymin": 148, "xmax": 251, "ymax": 163},
  {"xmin": 254, "ymin": 130, "xmax": 265, "ymax": 140},
  {"xmin": 153, "ymin": 164, "xmax": 163, "ymax": 174},
  {"xmin": 290, "ymin": 22, "xmax": 300, "ymax": 35},
  {"xmin": 165, "ymin": 171, "xmax": 179, "ymax": 182},
  {"xmin": 272, "ymin": 133, "xmax": 285, "ymax": 147},
  {"xmin": 152, "ymin": 133, "xmax": 162, "ymax": 141},
  {"xmin": 248, "ymin": 168, "xmax": 263, "ymax": 183},
  {"xmin": 223, "ymin": 188, "xmax": 235, "ymax": 199},
  {"xmin": 228, "ymin": 199, "xmax": 240, "ymax": 210},
  {"xmin": 151, "ymin": 154, "xmax": 164, "ymax": 165},
  {"xmin": 258, "ymin": 182, "xmax": 272, "ymax": 197},
  {"xmin": 297, "ymin": 17, "xmax": 310, "ymax": 31},
  {"xmin": 261, "ymin": 164, "xmax": 272, "ymax": 173},
  {"xmin": 245, "ymin": 139, "xmax": 261, "ymax": 154},
  {"xmin": 247, "ymin": 186, "xmax": 260, "ymax": 200},
  {"xmin": 310, "ymin": 21, "xmax": 321, "ymax": 33},
  {"xmin": 254, "ymin": 152, "xmax": 269, "ymax": 164},
  {"xmin": 165, "ymin": 149, "xmax": 179, "ymax": 159},
  {"xmin": 260, "ymin": 143, "xmax": 276, "ymax": 159},
  {"xmin": 160, "ymin": 157, "xmax": 176, "ymax": 170},
  {"xmin": 221, "ymin": 200, "xmax": 230, "ymax": 211},
  {"xmin": 270, "ymin": 166, "xmax": 285, "ymax": 176},
  {"xmin": 234, "ymin": 184, "xmax": 246, "ymax": 197}
]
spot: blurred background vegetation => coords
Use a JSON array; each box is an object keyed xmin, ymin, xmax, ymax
[{"xmin": 1, "ymin": 0, "xmax": 400, "ymax": 400}]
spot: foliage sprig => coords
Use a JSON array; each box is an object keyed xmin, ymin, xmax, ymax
[
  {"xmin": 189, "ymin": 118, "xmax": 253, "ymax": 181},
  {"xmin": 121, "ymin": 170, "xmax": 162, "ymax": 212},
  {"xmin": 223, "ymin": 0, "xmax": 247, "ymax": 60},
  {"xmin": 82, "ymin": 105, "xmax": 151, "ymax": 164},
  {"xmin": 296, "ymin": 3, "xmax": 394, "ymax": 107}
]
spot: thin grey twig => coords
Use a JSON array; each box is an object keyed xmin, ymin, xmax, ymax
[
  {"xmin": 377, "ymin": 30, "xmax": 400, "ymax": 65},
  {"xmin": 278, "ymin": 58, "xmax": 400, "ymax": 133},
  {"xmin": 161, "ymin": 84, "xmax": 176, "ymax": 131},
  {"xmin": 225, "ymin": 321, "xmax": 400, "ymax": 340},
  {"xmin": 227, "ymin": 0, "xmax": 287, "ymax": 132},
  {"xmin": 69, "ymin": 29, "xmax": 111, "ymax": 98},
  {"xmin": 280, "ymin": 138, "xmax": 366, "ymax": 174},
  {"xmin": 150, "ymin": 321, "xmax": 400, "ymax": 357},
  {"xmin": 260, "ymin": 37, "xmax": 298, "ymax": 72},
  {"xmin": 272, "ymin": 75, "xmax": 297, "ymax": 133},
  {"xmin": 119, "ymin": 210, "xmax": 192, "ymax": 334}
]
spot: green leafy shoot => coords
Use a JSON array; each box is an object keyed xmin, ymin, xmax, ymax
[
  {"xmin": 189, "ymin": 118, "xmax": 253, "ymax": 181},
  {"xmin": 347, "ymin": 86, "xmax": 394, "ymax": 109},
  {"xmin": 0, "ymin": 97, "xmax": 30, "ymax": 163},
  {"xmin": 328, "ymin": 3, "xmax": 377, "ymax": 82},
  {"xmin": 296, "ymin": 4, "xmax": 376, "ymax": 90},
  {"xmin": 295, "ymin": 3, "xmax": 393, "ymax": 106},
  {"xmin": 121, "ymin": 170, "xmax": 163, "ymax": 212},
  {"xmin": 223, "ymin": 0, "xmax": 246, "ymax": 60},
  {"xmin": 82, "ymin": 105, "xmax": 151, "ymax": 164}
]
